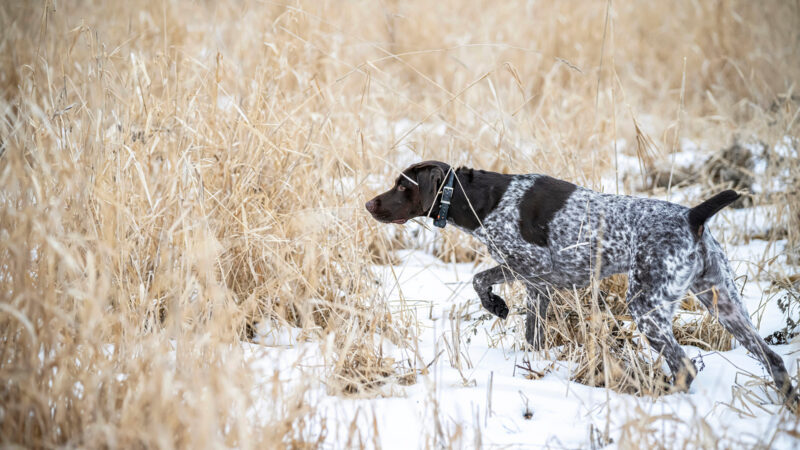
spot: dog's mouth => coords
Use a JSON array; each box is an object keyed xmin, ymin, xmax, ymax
[{"xmin": 371, "ymin": 213, "xmax": 408, "ymax": 224}]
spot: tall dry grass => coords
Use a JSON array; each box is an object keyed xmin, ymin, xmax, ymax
[{"xmin": 1, "ymin": 0, "xmax": 799, "ymax": 448}]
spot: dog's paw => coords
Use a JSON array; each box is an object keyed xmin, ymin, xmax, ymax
[
  {"xmin": 781, "ymin": 386, "xmax": 800, "ymax": 411},
  {"xmin": 524, "ymin": 325, "xmax": 546, "ymax": 350},
  {"xmin": 487, "ymin": 292, "xmax": 509, "ymax": 319},
  {"xmin": 669, "ymin": 369, "xmax": 695, "ymax": 393}
]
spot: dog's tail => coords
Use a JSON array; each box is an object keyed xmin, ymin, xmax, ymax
[{"xmin": 688, "ymin": 190, "xmax": 740, "ymax": 237}]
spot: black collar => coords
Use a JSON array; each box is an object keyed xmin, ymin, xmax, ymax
[{"xmin": 433, "ymin": 170, "xmax": 455, "ymax": 228}]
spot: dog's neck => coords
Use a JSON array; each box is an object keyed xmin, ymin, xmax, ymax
[{"xmin": 433, "ymin": 167, "xmax": 513, "ymax": 231}]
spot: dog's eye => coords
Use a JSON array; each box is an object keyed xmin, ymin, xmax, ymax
[{"xmin": 397, "ymin": 185, "xmax": 406, "ymax": 192}]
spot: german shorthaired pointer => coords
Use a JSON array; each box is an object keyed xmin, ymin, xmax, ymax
[{"xmin": 366, "ymin": 161, "xmax": 796, "ymax": 402}]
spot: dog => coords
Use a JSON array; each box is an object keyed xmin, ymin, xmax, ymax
[{"xmin": 365, "ymin": 160, "xmax": 796, "ymax": 402}]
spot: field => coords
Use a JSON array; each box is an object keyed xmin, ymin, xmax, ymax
[{"xmin": 1, "ymin": 0, "xmax": 799, "ymax": 448}]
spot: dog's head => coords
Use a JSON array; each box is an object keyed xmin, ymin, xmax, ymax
[{"xmin": 365, "ymin": 161, "xmax": 450, "ymax": 224}]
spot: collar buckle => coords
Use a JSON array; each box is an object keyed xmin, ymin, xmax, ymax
[{"xmin": 433, "ymin": 170, "xmax": 455, "ymax": 228}]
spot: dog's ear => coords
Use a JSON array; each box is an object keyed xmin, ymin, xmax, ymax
[{"xmin": 416, "ymin": 165, "xmax": 444, "ymax": 213}]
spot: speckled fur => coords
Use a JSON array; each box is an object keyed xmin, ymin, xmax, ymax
[
  {"xmin": 367, "ymin": 163, "xmax": 796, "ymax": 402},
  {"xmin": 462, "ymin": 175, "xmax": 795, "ymax": 400}
]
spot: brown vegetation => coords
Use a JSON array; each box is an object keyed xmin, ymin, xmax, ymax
[{"xmin": 1, "ymin": 0, "xmax": 798, "ymax": 447}]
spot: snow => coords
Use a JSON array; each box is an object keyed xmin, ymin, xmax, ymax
[
  {"xmin": 245, "ymin": 131, "xmax": 799, "ymax": 447},
  {"xmin": 246, "ymin": 236, "xmax": 799, "ymax": 448}
]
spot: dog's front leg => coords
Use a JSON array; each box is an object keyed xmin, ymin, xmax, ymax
[
  {"xmin": 472, "ymin": 266, "xmax": 510, "ymax": 319},
  {"xmin": 523, "ymin": 280, "xmax": 551, "ymax": 350}
]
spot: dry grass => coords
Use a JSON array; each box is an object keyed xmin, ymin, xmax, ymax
[
  {"xmin": 1, "ymin": 0, "xmax": 799, "ymax": 448},
  {"xmin": 506, "ymin": 276, "xmax": 729, "ymax": 397}
]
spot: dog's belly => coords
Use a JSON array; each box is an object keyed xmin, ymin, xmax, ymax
[
  {"xmin": 547, "ymin": 245, "xmax": 630, "ymax": 287},
  {"xmin": 548, "ymin": 228, "xmax": 633, "ymax": 286}
]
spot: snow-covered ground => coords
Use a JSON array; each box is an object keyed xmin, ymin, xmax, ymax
[
  {"xmin": 246, "ymin": 234, "xmax": 799, "ymax": 448},
  {"xmin": 245, "ymin": 131, "xmax": 799, "ymax": 447}
]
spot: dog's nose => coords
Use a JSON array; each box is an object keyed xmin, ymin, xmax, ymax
[{"xmin": 365, "ymin": 199, "xmax": 378, "ymax": 213}]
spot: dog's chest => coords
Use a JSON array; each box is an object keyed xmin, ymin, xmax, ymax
[{"xmin": 467, "ymin": 176, "xmax": 554, "ymax": 271}]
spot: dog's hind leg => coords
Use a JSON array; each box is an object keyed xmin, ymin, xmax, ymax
[
  {"xmin": 627, "ymin": 276, "xmax": 697, "ymax": 390},
  {"xmin": 627, "ymin": 239, "xmax": 699, "ymax": 390},
  {"xmin": 692, "ymin": 240, "xmax": 796, "ymax": 403}
]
